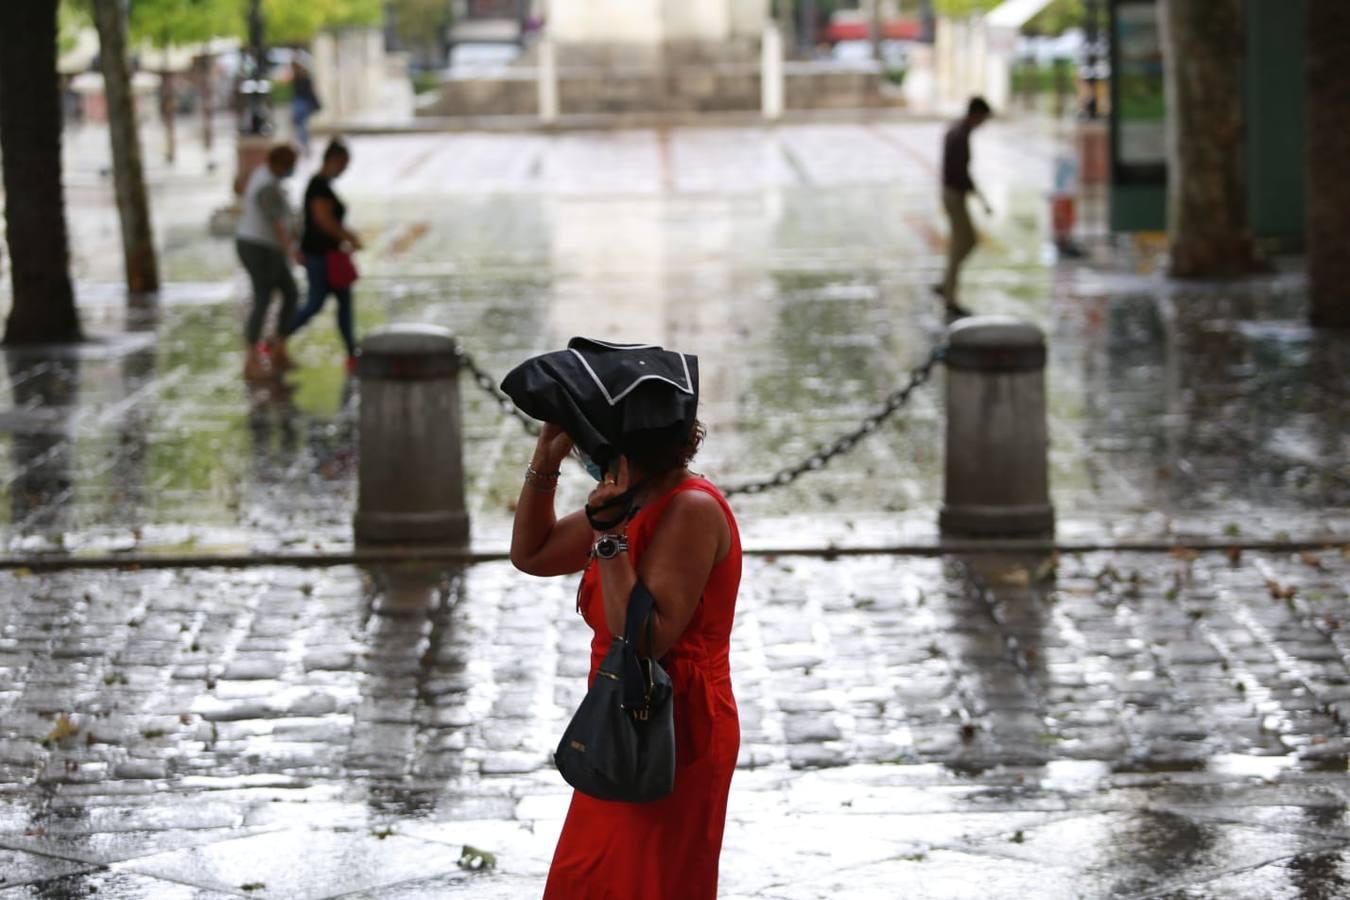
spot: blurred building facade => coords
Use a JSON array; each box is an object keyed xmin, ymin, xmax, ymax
[{"xmin": 425, "ymin": 0, "xmax": 904, "ymax": 118}]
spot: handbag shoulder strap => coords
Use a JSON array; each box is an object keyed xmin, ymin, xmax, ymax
[
  {"xmin": 619, "ymin": 581, "xmax": 658, "ymax": 711},
  {"xmin": 621, "ymin": 580, "xmax": 656, "ymax": 649}
]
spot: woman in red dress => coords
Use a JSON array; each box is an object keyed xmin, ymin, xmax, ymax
[{"xmin": 510, "ymin": 413, "xmax": 742, "ymax": 900}]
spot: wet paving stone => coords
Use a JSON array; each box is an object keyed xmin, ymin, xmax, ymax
[
  {"xmin": 1, "ymin": 123, "xmax": 1348, "ymax": 895},
  {"xmin": 2, "ymin": 126, "xmax": 1347, "ymax": 557},
  {"xmin": 0, "ymin": 546, "xmax": 1339, "ymax": 894},
  {"xmin": 116, "ymin": 828, "xmax": 465, "ymax": 900},
  {"xmin": 0, "ymin": 869, "xmax": 240, "ymax": 899}
]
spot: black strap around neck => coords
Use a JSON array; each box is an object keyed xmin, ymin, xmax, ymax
[{"xmin": 584, "ymin": 478, "xmax": 649, "ymax": 531}]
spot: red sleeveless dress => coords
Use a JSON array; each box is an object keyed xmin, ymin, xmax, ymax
[{"xmin": 544, "ymin": 477, "xmax": 742, "ymax": 900}]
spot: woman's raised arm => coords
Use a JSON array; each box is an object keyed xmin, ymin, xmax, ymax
[{"xmin": 510, "ymin": 424, "xmax": 592, "ymax": 577}]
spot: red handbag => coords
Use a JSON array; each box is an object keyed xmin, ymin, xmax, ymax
[{"xmin": 325, "ymin": 250, "xmax": 358, "ymax": 290}]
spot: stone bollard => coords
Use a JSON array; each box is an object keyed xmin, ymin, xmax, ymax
[
  {"xmin": 354, "ymin": 325, "xmax": 468, "ymax": 545},
  {"xmin": 762, "ymin": 21, "xmax": 784, "ymax": 122},
  {"xmin": 939, "ymin": 316, "xmax": 1055, "ymax": 537},
  {"xmin": 538, "ymin": 32, "xmax": 559, "ymax": 124}
]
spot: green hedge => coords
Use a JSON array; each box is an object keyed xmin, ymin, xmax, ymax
[{"xmin": 1010, "ymin": 59, "xmax": 1076, "ymax": 95}]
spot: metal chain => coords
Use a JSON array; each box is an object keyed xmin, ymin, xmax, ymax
[
  {"xmin": 450, "ymin": 339, "xmax": 946, "ymax": 494},
  {"xmin": 453, "ymin": 343, "xmax": 542, "ymax": 437},
  {"xmin": 723, "ymin": 344, "xmax": 946, "ymax": 498}
]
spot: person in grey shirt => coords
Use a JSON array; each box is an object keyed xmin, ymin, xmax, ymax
[{"xmin": 236, "ymin": 144, "xmax": 301, "ymax": 378}]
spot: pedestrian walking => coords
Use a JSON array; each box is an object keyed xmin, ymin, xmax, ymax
[
  {"xmin": 282, "ymin": 139, "xmax": 362, "ymax": 372},
  {"xmin": 235, "ymin": 144, "xmax": 300, "ymax": 380},
  {"xmin": 290, "ymin": 60, "xmax": 321, "ymax": 157},
  {"xmin": 934, "ymin": 96, "xmax": 993, "ymax": 318},
  {"xmin": 503, "ymin": 339, "xmax": 741, "ymax": 900}
]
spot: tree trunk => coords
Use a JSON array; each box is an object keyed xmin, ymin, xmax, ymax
[
  {"xmin": 775, "ymin": 0, "xmax": 796, "ymax": 56},
  {"xmin": 1158, "ymin": 0, "xmax": 1262, "ymax": 278},
  {"xmin": 1306, "ymin": 2, "xmax": 1350, "ymax": 328},
  {"xmin": 160, "ymin": 73, "xmax": 177, "ymax": 165},
  {"xmin": 870, "ymin": 0, "xmax": 885, "ymax": 63},
  {"xmin": 91, "ymin": 0, "xmax": 161, "ymax": 295},
  {"xmin": 0, "ymin": 0, "xmax": 83, "ymax": 345},
  {"xmin": 199, "ymin": 52, "xmax": 215, "ymax": 155},
  {"xmin": 799, "ymin": 0, "xmax": 817, "ymax": 57}
]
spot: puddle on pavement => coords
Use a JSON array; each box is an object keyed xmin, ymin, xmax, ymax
[{"xmin": 2, "ymin": 160, "xmax": 1348, "ymax": 551}]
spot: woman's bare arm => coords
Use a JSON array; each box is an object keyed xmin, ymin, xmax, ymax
[{"xmin": 510, "ymin": 425, "xmax": 592, "ymax": 576}]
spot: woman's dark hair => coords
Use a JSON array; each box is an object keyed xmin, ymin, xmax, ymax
[
  {"xmin": 323, "ymin": 139, "xmax": 350, "ymax": 163},
  {"xmin": 622, "ymin": 419, "xmax": 705, "ymax": 476}
]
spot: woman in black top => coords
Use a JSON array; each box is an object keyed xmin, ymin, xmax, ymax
[{"xmin": 282, "ymin": 139, "xmax": 363, "ymax": 370}]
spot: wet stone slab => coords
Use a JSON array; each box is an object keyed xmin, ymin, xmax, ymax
[
  {"xmin": 2, "ymin": 127, "xmax": 1347, "ymax": 558},
  {"xmin": 0, "ymin": 123, "xmax": 1348, "ymax": 896},
  {"xmin": 0, "ymin": 548, "xmax": 1346, "ymax": 894},
  {"xmin": 0, "ymin": 869, "xmax": 240, "ymax": 899}
]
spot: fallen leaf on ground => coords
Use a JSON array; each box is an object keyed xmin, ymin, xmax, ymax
[
  {"xmin": 459, "ymin": 845, "xmax": 497, "ymax": 871},
  {"xmin": 47, "ymin": 714, "xmax": 79, "ymax": 742},
  {"xmin": 1299, "ymin": 552, "xmax": 1324, "ymax": 570},
  {"xmin": 1265, "ymin": 578, "xmax": 1297, "ymax": 601}
]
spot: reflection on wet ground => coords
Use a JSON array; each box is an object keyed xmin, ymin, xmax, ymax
[
  {"xmin": 1, "ymin": 123, "xmax": 1348, "ymax": 896},
  {"xmin": 0, "ymin": 549, "xmax": 1347, "ymax": 897},
  {"xmin": 0, "ymin": 125, "xmax": 1346, "ymax": 554}
]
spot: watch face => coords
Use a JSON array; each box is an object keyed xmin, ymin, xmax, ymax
[{"xmin": 595, "ymin": 536, "xmax": 624, "ymax": 559}]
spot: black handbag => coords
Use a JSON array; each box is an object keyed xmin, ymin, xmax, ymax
[{"xmin": 554, "ymin": 580, "xmax": 675, "ymax": 803}]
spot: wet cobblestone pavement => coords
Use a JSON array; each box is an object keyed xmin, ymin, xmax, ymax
[
  {"xmin": 1, "ymin": 120, "xmax": 1344, "ymax": 556},
  {"xmin": 1, "ymin": 120, "xmax": 1349, "ymax": 896},
  {"xmin": 2, "ymin": 549, "xmax": 1349, "ymax": 897}
]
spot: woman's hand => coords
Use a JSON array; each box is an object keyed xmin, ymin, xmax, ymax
[
  {"xmin": 512, "ymin": 422, "xmax": 590, "ymax": 578},
  {"xmin": 586, "ymin": 457, "xmax": 629, "ymax": 534},
  {"xmin": 536, "ymin": 422, "xmax": 574, "ymax": 470}
]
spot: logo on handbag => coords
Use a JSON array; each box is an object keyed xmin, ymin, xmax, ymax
[{"xmin": 569, "ymin": 740, "xmax": 586, "ymax": 753}]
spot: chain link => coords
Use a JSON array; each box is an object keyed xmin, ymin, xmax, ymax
[
  {"xmin": 450, "ymin": 340, "xmax": 946, "ymax": 496},
  {"xmin": 722, "ymin": 344, "xmax": 945, "ymax": 498},
  {"xmin": 453, "ymin": 343, "xmax": 542, "ymax": 437}
]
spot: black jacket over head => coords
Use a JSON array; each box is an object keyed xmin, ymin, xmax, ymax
[{"xmin": 500, "ymin": 338, "xmax": 699, "ymax": 470}]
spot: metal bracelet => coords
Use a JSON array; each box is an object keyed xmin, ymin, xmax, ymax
[{"xmin": 525, "ymin": 465, "xmax": 561, "ymax": 492}]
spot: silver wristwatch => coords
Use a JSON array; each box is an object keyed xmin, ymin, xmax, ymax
[{"xmin": 592, "ymin": 533, "xmax": 629, "ymax": 560}]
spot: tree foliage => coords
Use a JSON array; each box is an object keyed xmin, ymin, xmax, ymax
[
  {"xmin": 1023, "ymin": 0, "xmax": 1084, "ymax": 36},
  {"xmin": 933, "ymin": 0, "xmax": 1002, "ymax": 18},
  {"xmin": 387, "ymin": 0, "xmax": 453, "ymax": 50},
  {"xmin": 67, "ymin": 0, "xmax": 385, "ymax": 49},
  {"xmin": 129, "ymin": 0, "xmax": 238, "ymax": 46},
  {"xmin": 933, "ymin": 0, "xmax": 1084, "ymax": 35},
  {"xmin": 58, "ymin": 2, "xmax": 92, "ymax": 54},
  {"xmin": 263, "ymin": 0, "xmax": 384, "ymax": 45}
]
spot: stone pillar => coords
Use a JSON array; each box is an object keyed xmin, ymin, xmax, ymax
[
  {"xmin": 539, "ymin": 33, "xmax": 559, "ymax": 123},
  {"xmin": 762, "ymin": 20, "xmax": 783, "ymax": 121},
  {"xmin": 355, "ymin": 325, "xmax": 469, "ymax": 545},
  {"xmin": 939, "ymin": 317, "xmax": 1054, "ymax": 537}
]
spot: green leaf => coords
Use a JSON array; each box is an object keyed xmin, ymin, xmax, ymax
[{"xmin": 458, "ymin": 845, "xmax": 497, "ymax": 871}]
